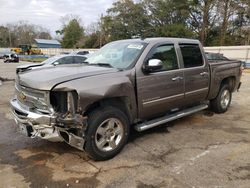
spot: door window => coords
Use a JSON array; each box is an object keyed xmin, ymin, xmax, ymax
[
  {"xmin": 74, "ymin": 56, "xmax": 87, "ymax": 64},
  {"xmin": 56, "ymin": 56, "xmax": 74, "ymax": 65},
  {"xmin": 149, "ymin": 44, "xmax": 179, "ymax": 72},
  {"xmin": 180, "ymin": 44, "xmax": 204, "ymax": 68}
]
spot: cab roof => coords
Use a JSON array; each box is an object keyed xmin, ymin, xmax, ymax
[{"xmin": 114, "ymin": 37, "xmax": 200, "ymax": 45}]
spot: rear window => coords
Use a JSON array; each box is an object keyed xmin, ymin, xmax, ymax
[{"xmin": 180, "ymin": 44, "xmax": 203, "ymax": 68}]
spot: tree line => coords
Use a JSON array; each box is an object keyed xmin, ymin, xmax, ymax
[
  {"xmin": 0, "ymin": 0, "xmax": 249, "ymax": 48},
  {"xmin": 0, "ymin": 21, "xmax": 51, "ymax": 48},
  {"xmin": 94, "ymin": 0, "xmax": 250, "ymax": 47}
]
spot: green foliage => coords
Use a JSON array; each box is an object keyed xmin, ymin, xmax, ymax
[
  {"xmin": 61, "ymin": 19, "xmax": 84, "ymax": 48},
  {"xmin": 84, "ymin": 32, "xmax": 100, "ymax": 48},
  {"xmin": 0, "ymin": 21, "xmax": 52, "ymax": 47},
  {"xmin": 94, "ymin": 0, "xmax": 249, "ymax": 47},
  {"xmin": 0, "ymin": 26, "xmax": 10, "ymax": 47},
  {"xmin": 1, "ymin": 0, "xmax": 249, "ymax": 48},
  {"xmin": 156, "ymin": 24, "xmax": 194, "ymax": 38},
  {"xmin": 102, "ymin": 0, "xmax": 150, "ymax": 41}
]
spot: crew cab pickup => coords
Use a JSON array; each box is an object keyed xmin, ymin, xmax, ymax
[{"xmin": 10, "ymin": 38, "xmax": 242, "ymax": 160}]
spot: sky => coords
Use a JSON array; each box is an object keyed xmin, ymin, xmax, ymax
[{"xmin": 0, "ymin": 0, "xmax": 115, "ymax": 35}]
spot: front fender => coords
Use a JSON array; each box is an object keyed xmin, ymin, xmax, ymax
[{"xmin": 52, "ymin": 70, "xmax": 137, "ymax": 120}]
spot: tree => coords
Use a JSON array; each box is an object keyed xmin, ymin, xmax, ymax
[
  {"xmin": 101, "ymin": 0, "xmax": 194, "ymax": 43},
  {"xmin": 101, "ymin": 0, "xmax": 150, "ymax": 41},
  {"xmin": 65, "ymin": 0, "xmax": 250, "ymax": 47},
  {"xmin": 222, "ymin": 0, "xmax": 250, "ymax": 45},
  {"xmin": 143, "ymin": 0, "xmax": 193, "ymax": 37},
  {"xmin": 61, "ymin": 18, "xmax": 85, "ymax": 48},
  {"xmin": 1, "ymin": 21, "xmax": 52, "ymax": 47},
  {"xmin": 84, "ymin": 33, "xmax": 100, "ymax": 48},
  {"xmin": 0, "ymin": 26, "xmax": 10, "ymax": 47},
  {"xmin": 187, "ymin": 0, "xmax": 219, "ymax": 45},
  {"xmin": 217, "ymin": 0, "xmax": 240, "ymax": 45}
]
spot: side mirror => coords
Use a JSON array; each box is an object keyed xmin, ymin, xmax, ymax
[
  {"xmin": 53, "ymin": 62, "xmax": 59, "ymax": 66},
  {"xmin": 143, "ymin": 59, "xmax": 163, "ymax": 73}
]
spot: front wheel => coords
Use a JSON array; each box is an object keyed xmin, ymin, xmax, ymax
[
  {"xmin": 210, "ymin": 84, "xmax": 232, "ymax": 113},
  {"xmin": 84, "ymin": 106, "xmax": 130, "ymax": 161}
]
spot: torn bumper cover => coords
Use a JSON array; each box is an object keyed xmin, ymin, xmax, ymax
[
  {"xmin": 10, "ymin": 98, "xmax": 86, "ymax": 151},
  {"xmin": 10, "ymin": 98, "xmax": 62, "ymax": 142}
]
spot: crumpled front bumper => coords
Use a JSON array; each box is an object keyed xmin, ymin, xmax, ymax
[
  {"xmin": 10, "ymin": 97, "xmax": 86, "ymax": 151},
  {"xmin": 10, "ymin": 97, "xmax": 62, "ymax": 142}
]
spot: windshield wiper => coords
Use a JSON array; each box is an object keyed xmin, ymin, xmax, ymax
[{"xmin": 90, "ymin": 63, "xmax": 113, "ymax": 68}]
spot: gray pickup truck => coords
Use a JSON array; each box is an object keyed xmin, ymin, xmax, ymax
[{"xmin": 10, "ymin": 38, "xmax": 242, "ymax": 160}]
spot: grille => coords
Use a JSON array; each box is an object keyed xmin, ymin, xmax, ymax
[{"xmin": 15, "ymin": 84, "xmax": 49, "ymax": 111}]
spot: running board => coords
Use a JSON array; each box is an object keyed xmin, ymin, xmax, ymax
[{"xmin": 135, "ymin": 104, "xmax": 208, "ymax": 132}]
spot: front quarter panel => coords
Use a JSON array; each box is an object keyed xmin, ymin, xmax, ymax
[{"xmin": 52, "ymin": 70, "xmax": 137, "ymax": 120}]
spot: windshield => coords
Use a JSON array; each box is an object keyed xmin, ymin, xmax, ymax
[{"xmin": 86, "ymin": 41, "xmax": 146, "ymax": 69}]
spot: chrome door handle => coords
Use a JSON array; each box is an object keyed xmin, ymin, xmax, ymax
[
  {"xmin": 200, "ymin": 72, "xmax": 208, "ymax": 76},
  {"xmin": 172, "ymin": 76, "xmax": 183, "ymax": 81}
]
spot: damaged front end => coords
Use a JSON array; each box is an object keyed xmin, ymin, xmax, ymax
[
  {"xmin": 10, "ymin": 84, "xmax": 87, "ymax": 151},
  {"xmin": 50, "ymin": 90, "xmax": 87, "ymax": 150}
]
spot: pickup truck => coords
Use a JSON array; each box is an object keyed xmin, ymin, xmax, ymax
[{"xmin": 10, "ymin": 38, "xmax": 242, "ymax": 161}]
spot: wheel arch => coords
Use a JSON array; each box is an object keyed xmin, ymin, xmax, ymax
[
  {"xmin": 209, "ymin": 75, "xmax": 236, "ymax": 100},
  {"xmin": 83, "ymin": 97, "xmax": 134, "ymax": 124},
  {"xmin": 220, "ymin": 76, "xmax": 236, "ymax": 92}
]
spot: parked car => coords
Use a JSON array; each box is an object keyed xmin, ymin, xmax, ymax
[
  {"xmin": 11, "ymin": 38, "xmax": 242, "ymax": 161},
  {"xmin": 0, "ymin": 49, "xmax": 11, "ymax": 59},
  {"xmin": 70, "ymin": 50, "xmax": 90, "ymax": 55},
  {"xmin": 3, "ymin": 53, "xmax": 19, "ymax": 63},
  {"xmin": 16, "ymin": 54, "xmax": 87, "ymax": 73}
]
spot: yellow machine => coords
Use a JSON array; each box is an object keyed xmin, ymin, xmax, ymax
[
  {"xmin": 11, "ymin": 48, "xmax": 22, "ymax": 54},
  {"xmin": 11, "ymin": 45, "xmax": 42, "ymax": 55}
]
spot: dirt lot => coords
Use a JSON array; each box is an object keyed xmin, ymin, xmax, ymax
[{"xmin": 0, "ymin": 59, "xmax": 250, "ymax": 188}]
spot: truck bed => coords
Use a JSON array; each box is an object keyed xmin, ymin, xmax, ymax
[{"xmin": 207, "ymin": 60, "xmax": 242, "ymax": 100}]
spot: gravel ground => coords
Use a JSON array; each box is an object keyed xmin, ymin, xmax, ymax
[{"xmin": 0, "ymin": 59, "xmax": 250, "ymax": 188}]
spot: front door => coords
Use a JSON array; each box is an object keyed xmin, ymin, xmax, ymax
[{"xmin": 137, "ymin": 43, "xmax": 185, "ymax": 120}]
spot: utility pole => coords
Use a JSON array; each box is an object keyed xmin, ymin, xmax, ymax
[
  {"xmin": 8, "ymin": 30, "xmax": 12, "ymax": 47},
  {"xmin": 99, "ymin": 14, "xmax": 103, "ymax": 48}
]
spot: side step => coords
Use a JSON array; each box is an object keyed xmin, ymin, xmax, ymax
[{"xmin": 135, "ymin": 104, "xmax": 208, "ymax": 132}]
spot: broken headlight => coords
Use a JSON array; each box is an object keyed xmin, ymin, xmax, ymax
[{"xmin": 50, "ymin": 91, "xmax": 78, "ymax": 114}]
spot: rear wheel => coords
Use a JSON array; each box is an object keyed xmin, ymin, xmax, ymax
[
  {"xmin": 84, "ymin": 106, "xmax": 130, "ymax": 161},
  {"xmin": 210, "ymin": 84, "xmax": 232, "ymax": 113}
]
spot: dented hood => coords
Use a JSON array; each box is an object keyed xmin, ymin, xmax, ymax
[{"xmin": 18, "ymin": 64, "xmax": 118, "ymax": 90}]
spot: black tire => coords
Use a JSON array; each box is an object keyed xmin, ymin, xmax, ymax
[
  {"xmin": 84, "ymin": 106, "xmax": 130, "ymax": 161},
  {"xmin": 210, "ymin": 84, "xmax": 232, "ymax": 113}
]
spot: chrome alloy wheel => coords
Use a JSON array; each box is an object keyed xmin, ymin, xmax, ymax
[
  {"xmin": 95, "ymin": 118, "xmax": 124, "ymax": 152},
  {"xmin": 220, "ymin": 89, "xmax": 230, "ymax": 109}
]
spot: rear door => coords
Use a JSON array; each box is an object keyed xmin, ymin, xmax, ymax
[
  {"xmin": 137, "ymin": 43, "xmax": 185, "ymax": 119},
  {"xmin": 179, "ymin": 44, "xmax": 210, "ymax": 104},
  {"xmin": 74, "ymin": 56, "xmax": 87, "ymax": 64}
]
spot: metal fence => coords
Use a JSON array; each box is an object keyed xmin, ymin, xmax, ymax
[
  {"xmin": 1, "ymin": 46, "xmax": 250, "ymax": 67},
  {"xmin": 0, "ymin": 48, "xmax": 98, "ymax": 56},
  {"xmin": 40, "ymin": 48, "xmax": 98, "ymax": 56},
  {"xmin": 204, "ymin": 46, "xmax": 250, "ymax": 67}
]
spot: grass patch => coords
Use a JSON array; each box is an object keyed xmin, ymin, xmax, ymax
[{"xmin": 20, "ymin": 58, "xmax": 47, "ymax": 63}]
